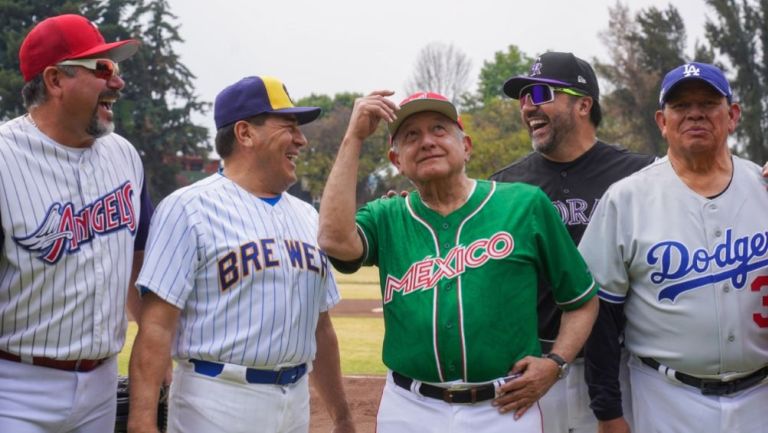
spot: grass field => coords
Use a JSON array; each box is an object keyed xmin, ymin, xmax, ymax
[{"xmin": 118, "ymin": 267, "xmax": 385, "ymax": 376}]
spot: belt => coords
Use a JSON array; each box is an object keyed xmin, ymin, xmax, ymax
[
  {"xmin": 640, "ymin": 357, "xmax": 768, "ymax": 396},
  {"xmin": 0, "ymin": 349, "xmax": 106, "ymax": 372},
  {"xmin": 190, "ymin": 359, "xmax": 307, "ymax": 385},
  {"xmin": 392, "ymin": 371, "xmax": 497, "ymax": 404}
]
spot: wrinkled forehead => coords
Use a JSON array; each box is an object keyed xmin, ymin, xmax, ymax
[{"xmin": 395, "ymin": 111, "xmax": 458, "ymax": 135}]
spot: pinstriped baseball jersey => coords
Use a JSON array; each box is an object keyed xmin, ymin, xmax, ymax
[
  {"xmin": 137, "ymin": 173, "xmax": 339, "ymax": 368},
  {"xmin": 579, "ymin": 156, "xmax": 768, "ymax": 377},
  {"xmin": 355, "ymin": 179, "xmax": 597, "ymax": 383},
  {"xmin": 0, "ymin": 115, "xmax": 150, "ymax": 360}
]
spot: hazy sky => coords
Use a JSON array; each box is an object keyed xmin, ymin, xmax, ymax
[{"xmin": 166, "ymin": 0, "xmax": 712, "ymax": 125}]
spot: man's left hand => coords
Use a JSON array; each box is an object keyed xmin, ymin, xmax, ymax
[{"xmin": 492, "ymin": 356, "xmax": 560, "ymax": 419}]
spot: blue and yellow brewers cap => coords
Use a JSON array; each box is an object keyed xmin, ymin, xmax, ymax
[{"xmin": 214, "ymin": 76, "xmax": 321, "ymax": 129}]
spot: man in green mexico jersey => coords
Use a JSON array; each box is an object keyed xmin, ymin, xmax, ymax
[{"xmin": 318, "ymin": 90, "xmax": 599, "ymax": 433}]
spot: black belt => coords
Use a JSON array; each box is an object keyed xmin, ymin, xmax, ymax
[
  {"xmin": 392, "ymin": 371, "xmax": 496, "ymax": 404},
  {"xmin": 640, "ymin": 357, "xmax": 768, "ymax": 396},
  {"xmin": 190, "ymin": 359, "xmax": 307, "ymax": 385}
]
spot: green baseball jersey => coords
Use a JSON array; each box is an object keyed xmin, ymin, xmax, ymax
[{"xmin": 356, "ymin": 179, "xmax": 596, "ymax": 383}]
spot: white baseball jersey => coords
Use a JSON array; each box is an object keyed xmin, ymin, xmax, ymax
[
  {"xmin": 580, "ymin": 156, "xmax": 768, "ymax": 377},
  {"xmin": 0, "ymin": 115, "xmax": 149, "ymax": 360},
  {"xmin": 137, "ymin": 173, "xmax": 339, "ymax": 368}
]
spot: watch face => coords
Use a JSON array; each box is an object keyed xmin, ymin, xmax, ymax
[{"xmin": 560, "ymin": 362, "xmax": 570, "ymax": 379}]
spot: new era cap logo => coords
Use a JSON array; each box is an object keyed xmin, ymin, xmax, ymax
[
  {"xmin": 577, "ymin": 75, "xmax": 587, "ymax": 84},
  {"xmin": 683, "ymin": 64, "xmax": 700, "ymax": 77}
]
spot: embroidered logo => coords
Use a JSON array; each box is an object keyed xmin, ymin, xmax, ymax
[
  {"xmin": 14, "ymin": 182, "xmax": 137, "ymax": 264},
  {"xmin": 383, "ymin": 232, "xmax": 514, "ymax": 303},
  {"xmin": 647, "ymin": 228, "xmax": 768, "ymax": 302}
]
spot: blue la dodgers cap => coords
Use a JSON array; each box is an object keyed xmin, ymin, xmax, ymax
[
  {"xmin": 658, "ymin": 62, "xmax": 732, "ymax": 107},
  {"xmin": 214, "ymin": 76, "xmax": 321, "ymax": 129}
]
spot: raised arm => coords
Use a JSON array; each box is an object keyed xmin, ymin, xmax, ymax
[{"xmin": 317, "ymin": 90, "xmax": 397, "ymax": 260}]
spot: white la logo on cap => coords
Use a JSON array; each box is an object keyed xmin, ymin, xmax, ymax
[{"xmin": 683, "ymin": 64, "xmax": 700, "ymax": 77}]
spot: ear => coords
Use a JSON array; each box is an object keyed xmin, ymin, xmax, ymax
[
  {"xmin": 388, "ymin": 148, "xmax": 402, "ymax": 171},
  {"xmin": 233, "ymin": 120, "xmax": 255, "ymax": 149},
  {"xmin": 578, "ymin": 97, "xmax": 593, "ymax": 117},
  {"xmin": 41, "ymin": 67, "xmax": 65, "ymax": 98},
  {"xmin": 654, "ymin": 110, "xmax": 667, "ymax": 138},
  {"xmin": 463, "ymin": 134, "xmax": 473, "ymax": 162},
  {"xmin": 727, "ymin": 102, "xmax": 741, "ymax": 134}
]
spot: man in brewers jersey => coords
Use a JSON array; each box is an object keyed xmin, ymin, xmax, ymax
[
  {"xmin": 580, "ymin": 63, "xmax": 768, "ymax": 433},
  {"xmin": 0, "ymin": 14, "xmax": 152, "ymax": 433},
  {"xmin": 318, "ymin": 90, "xmax": 599, "ymax": 433},
  {"xmin": 490, "ymin": 52, "xmax": 655, "ymax": 433},
  {"xmin": 128, "ymin": 76, "xmax": 354, "ymax": 433}
]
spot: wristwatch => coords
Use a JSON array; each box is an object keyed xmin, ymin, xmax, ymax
[{"xmin": 544, "ymin": 352, "xmax": 570, "ymax": 380}]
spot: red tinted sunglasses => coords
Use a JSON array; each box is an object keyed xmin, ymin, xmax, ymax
[{"xmin": 56, "ymin": 58, "xmax": 120, "ymax": 80}]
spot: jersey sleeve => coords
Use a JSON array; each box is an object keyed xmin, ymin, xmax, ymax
[
  {"xmin": 321, "ymin": 268, "xmax": 342, "ymax": 313},
  {"xmin": 531, "ymin": 188, "xmax": 597, "ymax": 310},
  {"xmin": 135, "ymin": 192, "xmax": 200, "ymax": 309},
  {"xmin": 354, "ymin": 202, "xmax": 380, "ymax": 266},
  {"xmin": 133, "ymin": 179, "xmax": 154, "ymax": 251},
  {"xmin": 578, "ymin": 186, "xmax": 630, "ymax": 304}
]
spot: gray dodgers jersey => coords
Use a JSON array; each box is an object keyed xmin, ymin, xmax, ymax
[
  {"xmin": 0, "ymin": 115, "xmax": 145, "ymax": 359},
  {"xmin": 137, "ymin": 174, "xmax": 339, "ymax": 368},
  {"xmin": 580, "ymin": 156, "xmax": 768, "ymax": 377}
]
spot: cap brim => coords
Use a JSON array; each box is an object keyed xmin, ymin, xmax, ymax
[
  {"xmin": 388, "ymin": 99, "xmax": 459, "ymax": 136},
  {"xmin": 502, "ymin": 76, "xmax": 571, "ymax": 99},
  {"xmin": 269, "ymin": 106, "xmax": 322, "ymax": 125},
  {"xmin": 660, "ymin": 77, "xmax": 730, "ymax": 106},
  {"xmin": 71, "ymin": 39, "xmax": 140, "ymax": 62}
]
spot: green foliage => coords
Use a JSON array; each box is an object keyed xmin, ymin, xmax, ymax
[
  {"xmin": 476, "ymin": 45, "xmax": 533, "ymax": 106},
  {"xmin": 463, "ymin": 98, "xmax": 530, "ymax": 178},
  {"xmin": 0, "ymin": 0, "xmax": 210, "ymax": 202},
  {"xmin": 298, "ymin": 93, "xmax": 395, "ymax": 206},
  {"xmin": 116, "ymin": 0, "xmax": 210, "ymax": 202},
  {"xmin": 0, "ymin": 0, "xmax": 84, "ymax": 119},
  {"xmin": 595, "ymin": 3, "xmax": 690, "ymax": 156},
  {"xmin": 705, "ymin": 0, "xmax": 767, "ymax": 162}
]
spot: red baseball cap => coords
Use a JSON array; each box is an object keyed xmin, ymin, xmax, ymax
[
  {"xmin": 19, "ymin": 14, "xmax": 139, "ymax": 82},
  {"xmin": 388, "ymin": 92, "xmax": 463, "ymax": 138}
]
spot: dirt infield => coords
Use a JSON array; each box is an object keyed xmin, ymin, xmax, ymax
[
  {"xmin": 309, "ymin": 299, "xmax": 385, "ymax": 432},
  {"xmin": 310, "ymin": 376, "xmax": 384, "ymax": 432}
]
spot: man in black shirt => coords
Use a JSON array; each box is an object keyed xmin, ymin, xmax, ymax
[{"xmin": 490, "ymin": 52, "xmax": 655, "ymax": 433}]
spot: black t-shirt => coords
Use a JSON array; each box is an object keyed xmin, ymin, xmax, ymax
[{"xmin": 490, "ymin": 140, "xmax": 655, "ymax": 344}]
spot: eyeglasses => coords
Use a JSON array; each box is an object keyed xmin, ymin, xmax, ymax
[
  {"xmin": 519, "ymin": 84, "xmax": 587, "ymax": 106},
  {"xmin": 56, "ymin": 58, "xmax": 120, "ymax": 80}
]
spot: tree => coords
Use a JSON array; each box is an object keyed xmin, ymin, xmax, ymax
[
  {"xmin": 296, "ymin": 93, "xmax": 395, "ymax": 206},
  {"xmin": 0, "ymin": 1, "xmax": 84, "ymax": 120},
  {"xmin": 705, "ymin": 0, "xmax": 767, "ymax": 162},
  {"xmin": 463, "ymin": 98, "xmax": 530, "ymax": 178},
  {"xmin": 405, "ymin": 42, "xmax": 472, "ymax": 107},
  {"xmin": 595, "ymin": 2, "xmax": 694, "ymax": 155},
  {"xmin": 0, "ymin": 0, "xmax": 210, "ymax": 202},
  {"xmin": 112, "ymin": 0, "xmax": 210, "ymax": 201},
  {"xmin": 476, "ymin": 45, "xmax": 533, "ymax": 105}
]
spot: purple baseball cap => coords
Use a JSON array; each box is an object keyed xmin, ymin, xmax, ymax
[
  {"xmin": 214, "ymin": 76, "xmax": 321, "ymax": 129},
  {"xmin": 658, "ymin": 62, "xmax": 732, "ymax": 107}
]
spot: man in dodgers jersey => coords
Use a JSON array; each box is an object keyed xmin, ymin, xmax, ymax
[
  {"xmin": 490, "ymin": 52, "xmax": 655, "ymax": 432},
  {"xmin": 128, "ymin": 76, "xmax": 355, "ymax": 433},
  {"xmin": 318, "ymin": 90, "xmax": 599, "ymax": 433},
  {"xmin": 0, "ymin": 14, "xmax": 152, "ymax": 433},
  {"xmin": 579, "ymin": 62, "xmax": 768, "ymax": 433}
]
